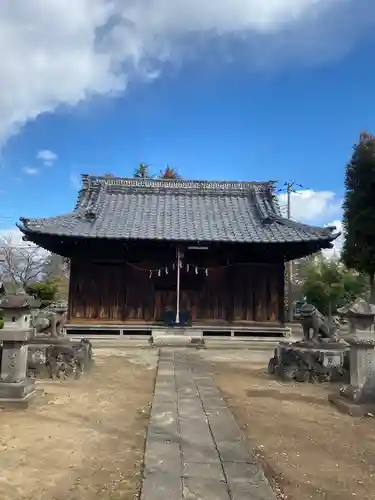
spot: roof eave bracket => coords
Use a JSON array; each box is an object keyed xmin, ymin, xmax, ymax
[
  {"xmin": 261, "ymin": 215, "xmax": 274, "ymax": 224},
  {"xmin": 84, "ymin": 210, "xmax": 97, "ymax": 220}
]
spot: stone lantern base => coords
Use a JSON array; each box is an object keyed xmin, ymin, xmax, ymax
[
  {"xmin": 328, "ymin": 390, "xmax": 375, "ymax": 417},
  {"xmin": 0, "ymin": 380, "xmax": 36, "ymax": 409},
  {"xmin": 329, "ymin": 332, "xmax": 375, "ymax": 417},
  {"xmin": 0, "ymin": 329, "xmax": 37, "ymax": 409}
]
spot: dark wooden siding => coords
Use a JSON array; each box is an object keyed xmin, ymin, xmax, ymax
[{"xmin": 68, "ymin": 259, "xmax": 284, "ymax": 323}]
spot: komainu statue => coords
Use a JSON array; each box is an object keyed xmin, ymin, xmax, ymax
[
  {"xmin": 268, "ymin": 304, "xmax": 348, "ymax": 383},
  {"xmin": 27, "ymin": 301, "xmax": 93, "ymax": 380},
  {"xmin": 299, "ymin": 303, "xmax": 340, "ymax": 344},
  {"xmin": 31, "ymin": 301, "xmax": 68, "ymax": 337},
  {"xmin": 0, "ymin": 293, "xmax": 92, "ymax": 381}
]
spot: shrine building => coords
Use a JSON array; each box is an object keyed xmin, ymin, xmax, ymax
[{"xmin": 18, "ymin": 175, "xmax": 339, "ymax": 336}]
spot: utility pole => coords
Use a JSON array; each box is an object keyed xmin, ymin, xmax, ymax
[
  {"xmin": 286, "ymin": 182, "xmax": 293, "ymax": 322},
  {"xmin": 279, "ymin": 181, "xmax": 305, "ymax": 323}
]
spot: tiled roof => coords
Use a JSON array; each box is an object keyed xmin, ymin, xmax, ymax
[{"xmin": 18, "ymin": 175, "xmax": 339, "ymax": 244}]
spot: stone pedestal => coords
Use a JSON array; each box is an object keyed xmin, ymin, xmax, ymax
[
  {"xmin": 27, "ymin": 336, "xmax": 93, "ymax": 380},
  {"xmin": 329, "ymin": 333, "xmax": 375, "ymax": 416},
  {"xmin": 150, "ymin": 328, "xmax": 205, "ymax": 347},
  {"xmin": 0, "ymin": 294, "xmax": 38, "ymax": 408},
  {"xmin": 0, "ymin": 332, "xmax": 37, "ymax": 408},
  {"xmin": 269, "ymin": 340, "xmax": 349, "ymax": 383}
]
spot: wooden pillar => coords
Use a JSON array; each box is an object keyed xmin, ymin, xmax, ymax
[{"xmin": 278, "ymin": 262, "xmax": 285, "ymax": 324}]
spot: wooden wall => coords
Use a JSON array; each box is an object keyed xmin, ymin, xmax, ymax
[{"xmin": 68, "ymin": 259, "xmax": 285, "ymax": 324}]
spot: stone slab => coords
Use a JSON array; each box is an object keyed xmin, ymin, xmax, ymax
[
  {"xmin": 178, "ymin": 406, "xmax": 205, "ymax": 418},
  {"xmin": 154, "ymin": 328, "xmax": 203, "ymax": 337},
  {"xmin": 140, "ymin": 350, "xmax": 276, "ymax": 499},
  {"xmin": 215, "ymin": 441, "xmax": 256, "ymax": 464},
  {"xmin": 328, "ymin": 394, "xmax": 375, "ymax": 417},
  {"xmin": 151, "ymin": 402, "xmax": 178, "ymax": 413},
  {"xmin": 149, "ymin": 411, "xmax": 178, "ymax": 426},
  {"xmin": 178, "ymin": 387, "xmax": 200, "ymax": 397},
  {"xmin": 183, "ymin": 462, "xmax": 225, "ymax": 480},
  {"xmin": 208, "ymin": 422, "xmax": 243, "ymax": 443},
  {"xmin": 144, "ymin": 440, "xmax": 182, "ymax": 474},
  {"xmin": 141, "ymin": 472, "xmax": 182, "ymax": 500},
  {"xmin": 182, "ymin": 478, "xmax": 230, "ymax": 500},
  {"xmin": 200, "ymin": 397, "xmax": 228, "ymax": 409},
  {"xmin": 230, "ymin": 482, "xmax": 276, "ymax": 500},
  {"xmin": 147, "ymin": 423, "xmax": 180, "ymax": 439},
  {"xmin": 222, "ymin": 461, "xmax": 268, "ymax": 485},
  {"xmin": 180, "ymin": 433, "xmax": 216, "ymax": 450},
  {"xmin": 181, "ymin": 444, "xmax": 221, "ymax": 464},
  {"xmin": 146, "ymin": 432, "xmax": 181, "ymax": 445},
  {"xmin": 152, "ymin": 335, "xmax": 205, "ymax": 348},
  {"xmin": 179, "ymin": 420, "xmax": 211, "ymax": 435}
]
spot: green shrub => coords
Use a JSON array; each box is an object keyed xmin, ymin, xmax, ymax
[{"xmin": 26, "ymin": 280, "xmax": 58, "ymax": 302}]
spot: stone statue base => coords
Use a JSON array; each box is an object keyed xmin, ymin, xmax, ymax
[
  {"xmin": 268, "ymin": 341, "xmax": 349, "ymax": 383},
  {"xmin": 27, "ymin": 337, "xmax": 93, "ymax": 380},
  {"xmin": 0, "ymin": 379, "xmax": 37, "ymax": 408}
]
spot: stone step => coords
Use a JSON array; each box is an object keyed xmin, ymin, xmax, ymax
[
  {"xmin": 152, "ymin": 328, "xmax": 203, "ymax": 337},
  {"xmin": 151, "ymin": 329, "xmax": 205, "ymax": 347},
  {"xmin": 72, "ymin": 336, "xmax": 293, "ymax": 350}
]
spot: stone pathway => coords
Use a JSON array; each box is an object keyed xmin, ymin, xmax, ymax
[{"xmin": 140, "ymin": 349, "xmax": 276, "ymax": 500}]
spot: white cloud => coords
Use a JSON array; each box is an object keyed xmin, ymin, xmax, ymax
[
  {"xmin": 278, "ymin": 189, "xmax": 343, "ymax": 258},
  {"xmin": 278, "ymin": 189, "xmax": 342, "ymax": 223},
  {"xmin": 22, "ymin": 166, "xmax": 39, "ymax": 175},
  {"xmin": 0, "ymin": 227, "xmax": 48, "ymax": 255},
  {"xmin": 69, "ymin": 172, "xmax": 81, "ymax": 190},
  {"xmin": 37, "ymin": 149, "xmax": 58, "ymax": 166},
  {"xmin": 0, "ymin": 0, "xmax": 373, "ymax": 142},
  {"xmin": 0, "ymin": 228, "xmax": 26, "ymax": 247},
  {"xmin": 322, "ymin": 219, "xmax": 343, "ymax": 259}
]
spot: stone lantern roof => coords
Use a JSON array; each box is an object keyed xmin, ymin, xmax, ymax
[
  {"xmin": 337, "ymin": 298, "xmax": 375, "ymax": 317},
  {"xmin": 0, "ymin": 293, "xmax": 41, "ymax": 310}
]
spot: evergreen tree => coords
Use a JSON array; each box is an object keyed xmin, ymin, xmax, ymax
[
  {"xmin": 342, "ymin": 132, "xmax": 375, "ymax": 301},
  {"xmin": 133, "ymin": 163, "xmax": 151, "ymax": 178},
  {"xmin": 302, "ymin": 255, "xmax": 368, "ymax": 317}
]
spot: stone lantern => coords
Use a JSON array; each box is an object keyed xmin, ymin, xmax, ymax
[
  {"xmin": 338, "ymin": 298, "xmax": 375, "ymax": 334},
  {"xmin": 0, "ymin": 293, "xmax": 40, "ymax": 408},
  {"xmin": 329, "ymin": 298, "xmax": 375, "ymax": 416}
]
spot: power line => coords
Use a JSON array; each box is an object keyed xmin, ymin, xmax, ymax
[{"xmin": 0, "ymin": 245, "xmax": 42, "ymax": 249}]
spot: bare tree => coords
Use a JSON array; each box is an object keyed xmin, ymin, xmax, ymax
[
  {"xmin": 42, "ymin": 253, "xmax": 68, "ymax": 279},
  {"xmin": 0, "ymin": 236, "xmax": 50, "ymax": 290},
  {"xmin": 62, "ymin": 258, "xmax": 70, "ymax": 279}
]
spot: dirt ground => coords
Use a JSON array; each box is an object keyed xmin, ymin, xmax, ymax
[
  {"xmin": 213, "ymin": 361, "xmax": 375, "ymax": 500},
  {"xmin": 0, "ymin": 350, "xmax": 157, "ymax": 500}
]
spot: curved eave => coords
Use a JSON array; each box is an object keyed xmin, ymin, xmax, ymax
[
  {"xmin": 268, "ymin": 214, "xmax": 340, "ymax": 242},
  {"xmin": 18, "ymin": 224, "xmax": 341, "ymax": 248},
  {"xmin": 329, "ymin": 230, "xmax": 341, "ymax": 242}
]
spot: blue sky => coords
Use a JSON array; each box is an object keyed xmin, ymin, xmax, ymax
[{"xmin": 1, "ymin": 0, "xmax": 375, "ymax": 255}]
